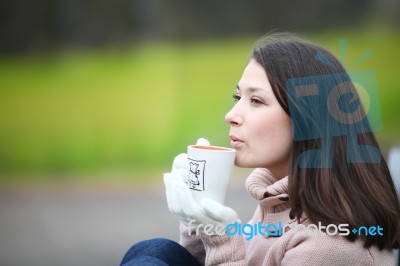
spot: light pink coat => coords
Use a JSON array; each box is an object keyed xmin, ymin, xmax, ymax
[{"xmin": 179, "ymin": 168, "xmax": 394, "ymax": 265}]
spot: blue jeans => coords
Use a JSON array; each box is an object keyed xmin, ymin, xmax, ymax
[{"xmin": 120, "ymin": 238, "xmax": 202, "ymax": 266}]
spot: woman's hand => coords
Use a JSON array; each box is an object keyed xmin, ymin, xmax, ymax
[{"xmin": 163, "ymin": 138, "xmax": 238, "ymax": 235}]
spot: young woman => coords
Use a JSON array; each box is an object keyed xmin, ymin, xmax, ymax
[{"xmin": 121, "ymin": 33, "xmax": 400, "ymax": 265}]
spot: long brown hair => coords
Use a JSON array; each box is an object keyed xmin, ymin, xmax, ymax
[{"xmin": 252, "ymin": 32, "xmax": 400, "ymax": 250}]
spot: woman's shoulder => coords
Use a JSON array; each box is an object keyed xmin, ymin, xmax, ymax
[{"xmin": 265, "ymin": 226, "xmax": 394, "ymax": 265}]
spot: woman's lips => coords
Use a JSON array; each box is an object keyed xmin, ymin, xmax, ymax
[{"xmin": 230, "ymin": 135, "xmax": 244, "ymax": 148}]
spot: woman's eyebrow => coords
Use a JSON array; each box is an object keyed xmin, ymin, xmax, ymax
[{"xmin": 236, "ymin": 85, "xmax": 270, "ymax": 95}]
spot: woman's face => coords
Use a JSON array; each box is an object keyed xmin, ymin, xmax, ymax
[{"xmin": 225, "ymin": 59, "xmax": 292, "ymax": 179}]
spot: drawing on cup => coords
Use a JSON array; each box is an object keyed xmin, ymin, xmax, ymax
[{"xmin": 188, "ymin": 159, "xmax": 206, "ymax": 191}]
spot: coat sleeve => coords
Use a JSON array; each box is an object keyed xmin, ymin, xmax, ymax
[
  {"xmin": 198, "ymin": 223, "xmax": 246, "ymax": 266},
  {"xmin": 180, "ymin": 221, "xmax": 246, "ymax": 266},
  {"xmin": 179, "ymin": 223, "xmax": 206, "ymax": 265}
]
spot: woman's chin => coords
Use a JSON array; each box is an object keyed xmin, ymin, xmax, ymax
[
  {"xmin": 234, "ymin": 158, "xmax": 251, "ymax": 168},
  {"xmin": 234, "ymin": 159, "xmax": 242, "ymax": 167}
]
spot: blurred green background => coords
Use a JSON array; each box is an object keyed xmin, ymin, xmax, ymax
[{"xmin": 0, "ymin": 1, "xmax": 399, "ymax": 184}]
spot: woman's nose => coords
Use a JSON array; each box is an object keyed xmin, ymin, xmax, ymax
[{"xmin": 225, "ymin": 105, "xmax": 242, "ymax": 126}]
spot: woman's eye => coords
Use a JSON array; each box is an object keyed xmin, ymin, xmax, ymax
[
  {"xmin": 251, "ymin": 98, "xmax": 263, "ymax": 105},
  {"xmin": 232, "ymin": 94, "xmax": 241, "ymax": 102}
]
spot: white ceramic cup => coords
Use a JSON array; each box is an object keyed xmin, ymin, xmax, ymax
[{"xmin": 187, "ymin": 145, "xmax": 236, "ymax": 204}]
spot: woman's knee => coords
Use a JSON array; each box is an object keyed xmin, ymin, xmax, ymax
[
  {"xmin": 126, "ymin": 238, "xmax": 178, "ymax": 254},
  {"xmin": 121, "ymin": 255, "xmax": 168, "ymax": 266},
  {"xmin": 120, "ymin": 238, "xmax": 200, "ymax": 266},
  {"xmin": 120, "ymin": 238, "xmax": 183, "ymax": 265}
]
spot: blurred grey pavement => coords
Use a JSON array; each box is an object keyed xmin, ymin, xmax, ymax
[{"xmin": 0, "ymin": 170, "xmax": 256, "ymax": 266}]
